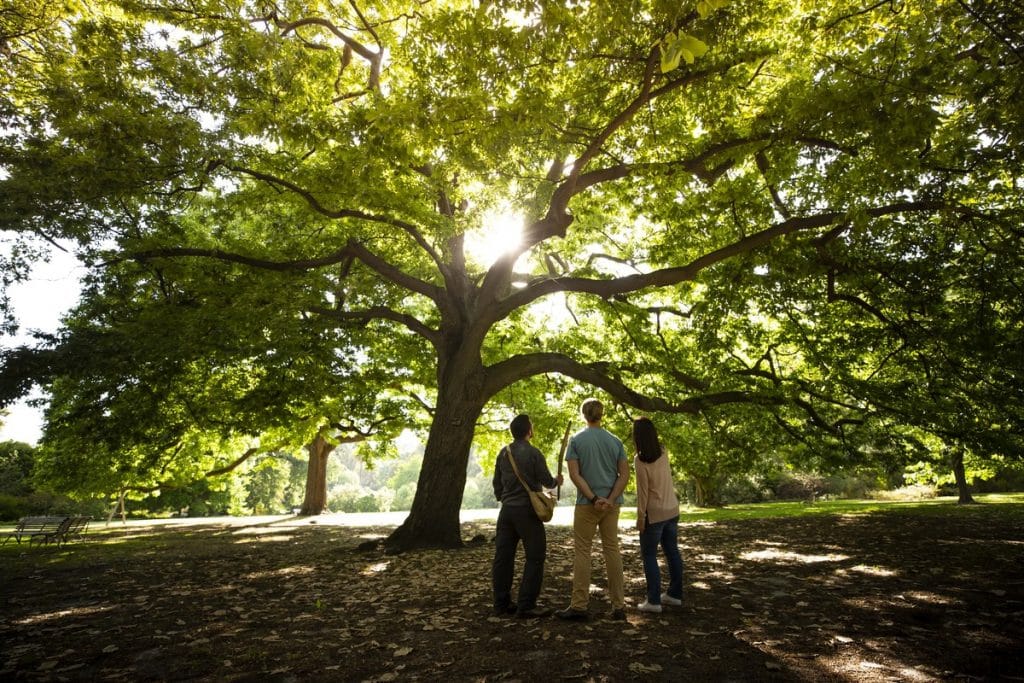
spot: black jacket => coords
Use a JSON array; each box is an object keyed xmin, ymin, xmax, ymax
[{"xmin": 492, "ymin": 440, "xmax": 557, "ymax": 507}]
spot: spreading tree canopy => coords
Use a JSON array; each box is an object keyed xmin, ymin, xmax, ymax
[{"xmin": 1, "ymin": 0, "xmax": 1021, "ymax": 549}]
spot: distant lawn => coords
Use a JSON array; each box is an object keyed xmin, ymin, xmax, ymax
[{"xmin": 619, "ymin": 492, "xmax": 1024, "ymax": 523}]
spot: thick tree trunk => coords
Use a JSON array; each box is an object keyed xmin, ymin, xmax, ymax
[
  {"xmin": 386, "ymin": 376, "xmax": 485, "ymax": 551},
  {"xmin": 691, "ymin": 473, "xmax": 723, "ymax": 508},
  {"xmin": 949, "ymin": 447, "xmax": 976, "ymax": 505},
  {"xmin": 693, "ymin": 477, "xmax": 715, "ymax": 508},
  {"xmin": 299, "ymin": 434, "xmax": 336, "ymax": 515}
]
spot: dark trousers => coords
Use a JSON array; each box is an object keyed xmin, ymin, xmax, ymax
[{"xmin": 492, "ymin": 504, "xmax": 547, "ymax": 611}]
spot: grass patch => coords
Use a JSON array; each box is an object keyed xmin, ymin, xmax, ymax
[
  {"xmin": 703, "ymin": 492, "xmax": 1024, "ymax": 522},
  {"xmin": 619, "ymin": 492, "xmax": 1024, "ymax": 524}
]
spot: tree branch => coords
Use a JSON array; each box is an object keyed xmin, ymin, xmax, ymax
[
  {"xmin": 328, "ymin": 412, "xmax": 402, "ymax": 440},
  {"xmin": 522, "ymin": 53, "xmax": 766, "ymax": 249},
  {"xmin": 274, "ymin": 15, "xmax": 382, "ymax": 93},
  {"xmin": 219, "ymin": 160, "xmax": 441, "ymax": 257},
  {"xmin": 126, "ymin": 239, "xmax": 444, "ymax": 304},
  {"xmin": 309, "ymin": 305, "xmax": 440, "ymax": 347},
  {"xmin": 483, "ymin": 352, "xmax": 783, "ymax": 414},
  {"xmin": 124, "ymin": 446, "xmax": 263, "ymax": 494},
  {"xmin": 494, "ymin": 201, "xmax": 949, "ymax": 320},
  {"xmin": 204, "ymin": 447, "xmax": 262, "ymax": 478}
]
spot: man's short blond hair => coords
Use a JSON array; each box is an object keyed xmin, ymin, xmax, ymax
[{"xmin": 581, "ymin": 398, "xmax": 604, "ymax": 423}]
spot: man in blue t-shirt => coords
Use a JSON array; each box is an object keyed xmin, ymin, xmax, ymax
[{"xmin": 556, "ymin": 398, "xmax": 630, "ymax": 621}]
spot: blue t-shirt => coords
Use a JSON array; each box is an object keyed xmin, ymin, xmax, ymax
[{"xmin": 565, "ymin": 426, "xmax": 627, "ymax": 505}]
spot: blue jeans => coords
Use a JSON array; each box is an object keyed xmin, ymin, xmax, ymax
[{"xmin": 639, "ymin": 515, "xmax": 683, "ymax": 604}]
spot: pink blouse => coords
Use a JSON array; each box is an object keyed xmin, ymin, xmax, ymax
[{"xmin": 634, "ymin": 453, "xmax": 680, "ymax": 525}]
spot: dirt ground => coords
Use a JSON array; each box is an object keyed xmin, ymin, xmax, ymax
[{"xmin": 1, "ymin": 504, "xmax": 1022, "ymax": 682}]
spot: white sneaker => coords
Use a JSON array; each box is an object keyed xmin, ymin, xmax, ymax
[
  {"xmin": 637, "ymin": 600, "xmax": 662, "ymax": 613},
  {"xmin": 661, "ymin": 593, "xmax": 682, "ymax": 606}
]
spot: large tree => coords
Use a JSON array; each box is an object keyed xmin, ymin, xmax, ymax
[{"xmin": 2, "ymin": 1, "xmax": 1020, "ymax": 549}]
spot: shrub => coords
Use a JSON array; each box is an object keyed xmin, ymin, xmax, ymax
[
  {"xmin": 719, "ymin": 476, "xmax": 766, "ymax": 504},
  {"xmin": 822, "ymin": 472, "xmax": 878, "ymax": 499},
  {"xmin": 0, "ymin": 494, "xmax": 31, "ymax": 521},
  {"xmin": 764, "ymin": 472, "xmax": 827, "ymax": 501},
  {"xmin": 0, "ymin": 491, "xmax": 108, "ymax": 521},
  {"xmin": 328, "ymin": 485, "xmax": 387, "ymax": 513},
  {"xmin": 869, "ymin": 484, "xmax": 937, "ymax": 501}
]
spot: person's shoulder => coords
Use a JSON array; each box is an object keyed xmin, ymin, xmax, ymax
[{"xmin": 603, "ymin": 429, "xmax": 625, "ymax": 448}]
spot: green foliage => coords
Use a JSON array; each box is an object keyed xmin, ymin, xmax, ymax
[
  {"xmin": 0, "ymin": 0, "xmax": 1020, "ymax": 539},
  {"xmin": 325, "ymin": 440, "xmax": 497, "ymax": 513},
  {"xmin": 0, "ymin": 493, "xmax": 31, "ymax": 520},
  {"xmin": 244, "ymin": 455, "xmax": 295, "ymax": 515},
  {"xmin": 0, "ymin": 440, "xmax": 34, "ymax": 496},
  {"xmin": 659, "ymin": 31, "xmax": 710, "ymax": 72}
]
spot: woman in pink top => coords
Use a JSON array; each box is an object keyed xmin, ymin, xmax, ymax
[{"xmin": 633, "ymin": 417, "xmax": 684, "ymax": 613}]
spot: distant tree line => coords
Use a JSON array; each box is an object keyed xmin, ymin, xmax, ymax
[{"xmin": 3, "ymin": 434, "xmax": 1022, "ymax": 522}]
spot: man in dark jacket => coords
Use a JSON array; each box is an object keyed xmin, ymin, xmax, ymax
[{"xmin": 492, "ymin": 414, "xmax": 562, "ymax": 618}]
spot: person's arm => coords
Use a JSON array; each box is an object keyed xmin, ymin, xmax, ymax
[
  {"xmin": 492, "ymin": 450, "xmax": 504, "ymax": 501},
  {"xmin": 531, "ymin": 448, "xmax": 558, "ymax": 489},
  {"xmin": 635, "ymin": 460, "xmax": 648, "ymax": 532},
  {"xmin": 606, "ymin": 457, "xmax": 630, "ymax": 505},
  {"xmin": 567, "ymin": 460, "xmax": 599, "ymax": 503}
]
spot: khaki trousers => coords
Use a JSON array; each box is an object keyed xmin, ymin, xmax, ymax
[{"xmin": 569, "ymin": 503, "xmax": 625, "ymax": 610}]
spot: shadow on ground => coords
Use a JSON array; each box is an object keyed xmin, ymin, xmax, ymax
[{"xmin": 1, "ymin": 504, "xmax": 1022, "ymax": 681}]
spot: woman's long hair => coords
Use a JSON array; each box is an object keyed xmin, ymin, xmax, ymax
[{"xmin": 633, "ymin": 417, "xmax": 663, "ymax": 463}]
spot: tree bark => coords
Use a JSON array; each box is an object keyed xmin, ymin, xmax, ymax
[
  {"xmin": 386, "ymin": 370, "xmax": 485, "ymax": 551},
  {"xmin": 949, "ymin": 446, "xmax": 976, "ymax": 505},
  {"xmin": 693, "ymin": 476, "xmax": 720, "ymax": 508},
  {"xmin": 300, "ymin": 434, "xmax": 336, "ymax": 515}
]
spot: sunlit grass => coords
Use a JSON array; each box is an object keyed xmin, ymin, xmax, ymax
[{"xmin": 618, "ymin": 492, "xmax": 1024, "ymax": 523}]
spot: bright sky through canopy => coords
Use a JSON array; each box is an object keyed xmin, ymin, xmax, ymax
[
  {"xmin": 0, "ymin": 242, "xmax": 83, "ymax": 444},
  {"xmin": 463, "ymin": 208, "xmax": 524, "ymax": 268}
]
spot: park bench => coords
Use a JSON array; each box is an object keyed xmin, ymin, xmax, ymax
[
  {"xmin": 62, "ymin": 515, "xmax": 92, "ymax": 544},
  {"xmin": 1, "ymin": 515, "xmax": 90, "ymax": 547}
]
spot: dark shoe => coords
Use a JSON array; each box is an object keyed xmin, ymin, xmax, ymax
[
  {"xmin": 494, "ymin": 604, "xmax": 517, "ymax": 616},
  {"xmin": 515, "ymin": 606, "xmax": 551, "ymax": 618},
  {"xmin": 609, "ymin": 608, "xmax": 627, "ymax": 621},
  {"xmin": 555, "ymin": 607, "xmax": 589, "ymax": 621}
]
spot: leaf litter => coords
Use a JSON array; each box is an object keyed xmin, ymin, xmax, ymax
[{"xmin": 0, "ymin": 509, "xmax": 1022, "ymax": 681}]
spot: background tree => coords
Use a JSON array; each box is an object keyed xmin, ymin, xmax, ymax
[
  {"xmin": 1, "ymin": 1, "xmax": 1020, "ymax": 549},
  {"xmin": 0, "ymin": 440, "xmax": 34, "ymax": 498}
]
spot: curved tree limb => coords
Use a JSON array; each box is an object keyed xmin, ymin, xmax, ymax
[
  {"xmin": 483, "ymin": 352, "xmax": 783, "ymax": 414},
  {"xmin": 212, "ymin": 161, "xmax": 446, "ymax": 273},
  {"xmin": 493, "ymin": 201, "xmax": 949, "ymax": 321},
  {"xmin": 329, "ymin": 412, "xmax": 403, "ymax": 440},
  {"xmin": 126, "ymin": 239, "xmax": 444, "ymax": 304},
  {"xmin": 274, "ymin": 15, "xmax": 382, "ymax": 92},
  {"xmin": 309, "ymin": 305, "xmax": 439, "ymax": 347},
  {"xmin": 506, "ymin": 50, "xmax": 774, "ymax": 270},
  {"xmin": 124, "ymin": 446, "xmax": 262, "ymax": 494}
]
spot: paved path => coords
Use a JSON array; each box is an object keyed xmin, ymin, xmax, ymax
[{"xmin": 93, "ymin": 505, "xmax": 590, "ymax": 531}]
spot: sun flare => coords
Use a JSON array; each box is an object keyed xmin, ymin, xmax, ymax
[{"xmin": 463, "ymin": 208, "xmax": 524, "ymax": 267}]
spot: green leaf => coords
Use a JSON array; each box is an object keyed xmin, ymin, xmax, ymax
[
  {"xmin": 660, "ymin": 32, "xmax": 708, "ymax": 70},
  {"xmin": 679, "ymin": 35, "xmax": 709, "ymax": 61},
  {"xmin": 698, "ymin": 0, "xmax": 729, "ymax": 19},
  {"xmin": 659, "ymin": 32, "xmax": 682, "ymax": 73}
]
